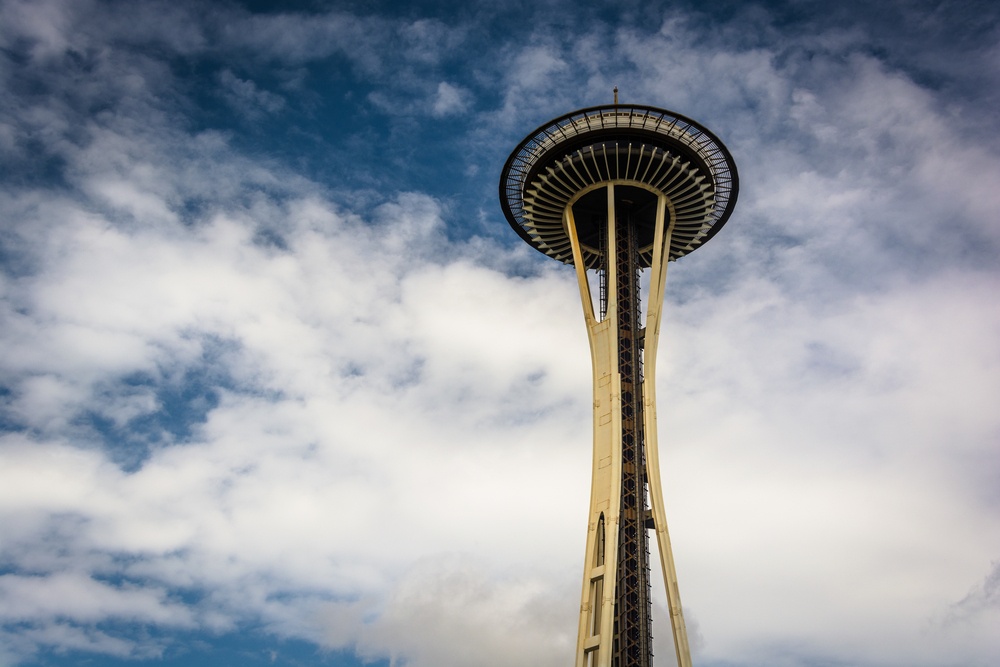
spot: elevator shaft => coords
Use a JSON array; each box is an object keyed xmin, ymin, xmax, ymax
[{"xmin": 611, "ymin": 201, "xmax": 652, "ymax": 667}]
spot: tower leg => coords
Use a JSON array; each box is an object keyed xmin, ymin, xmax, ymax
[
  {"xmin": 643, "ymin": 195, "xmax": 693, "ymax": 667},
  {"xmin": 568, "ymin": 188, "xmax": 619, "ymax": 667}
]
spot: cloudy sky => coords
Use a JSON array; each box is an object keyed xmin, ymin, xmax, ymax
[{"xmin": 1, "ymin": 0, "xmax": 998, "ymax": 666}]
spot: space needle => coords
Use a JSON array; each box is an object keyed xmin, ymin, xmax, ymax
[{"xmin": 499, "ymin": 96, "xmax": 739, "ymax": 667}]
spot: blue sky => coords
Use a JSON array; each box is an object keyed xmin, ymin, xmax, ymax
[{"xmin": 1, "ymin": 1, "xmax": 999, "ymax": 666}]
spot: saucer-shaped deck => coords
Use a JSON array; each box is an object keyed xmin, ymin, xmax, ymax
[{"xmin": 499, "ymin": 105, "xmax": 739, "ymax": 268}]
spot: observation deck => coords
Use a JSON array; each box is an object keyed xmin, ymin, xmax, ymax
[{"xmin": 499, "ymin": 104, "xmax": 739, "ymax": 268}]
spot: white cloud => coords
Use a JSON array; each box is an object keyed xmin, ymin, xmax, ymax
[
  {"xmin": 0, "ymin": 109, "xmax": 592, "ymax": 660},
  {"xmin": 218, "ymin": 69, "xmax": 286, "ymax": 119},
  {"xmin": 0, "ymin": 0, "xmax": 72, "ymax": 59},
  {"xmin": 431, "ymin": 81, "xmax": 471, "ymax": 117},
  {"xmin": 0, "ymin": 571, "xmax": 194, "ymax": 626},
  {"xmin": 1, "ymin": 1, "xmax": 999, "ymax": 667},
  {"xmin": 399, "ymin": 18, "xmax": 466, "ymax": 66},
  {"xmin": 646, "ymin": 262, "xmax": 1000, "ymax": 665}
]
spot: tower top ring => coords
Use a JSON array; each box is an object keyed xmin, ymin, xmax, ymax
[{"xmin": 499, "ymin": 104, "xmax": 739, "ymax": 266}]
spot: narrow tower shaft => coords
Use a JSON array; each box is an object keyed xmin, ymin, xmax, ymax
[
  {"xmin": 499, "ymin": 103, "xmax": 739, "ymax": 667},
  {"xmin": 567, "ymin": 184, "xmax": 670, "ymax": 667},
  {"xmin": 612, "ymin": 205, "xmax": 652, "ymax": 667}
]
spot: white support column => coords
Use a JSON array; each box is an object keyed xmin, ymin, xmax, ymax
[
  {"xmin": 568, "ymin": 187, "xmax": 622, "ymax": 667},
  {"xmin": 641, "ymin": 195, "xmax": 693, "ymax": 667}
]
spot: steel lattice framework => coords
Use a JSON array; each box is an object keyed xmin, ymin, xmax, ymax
[{"xmin": 499, "ymin": 103, "xmax": 738, "ymax": 667}]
